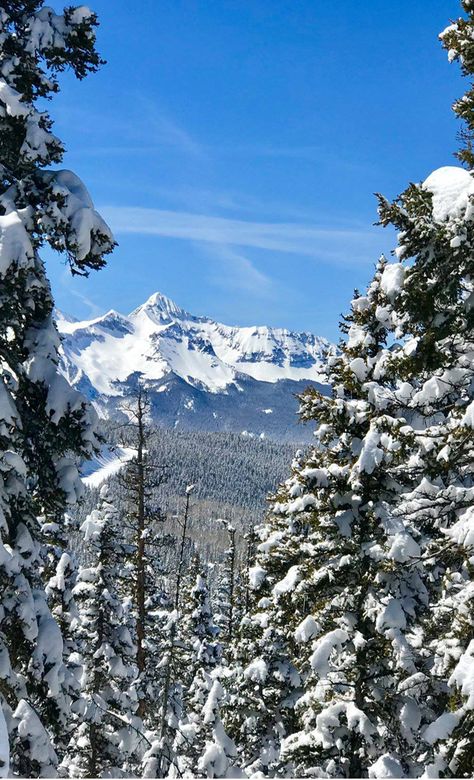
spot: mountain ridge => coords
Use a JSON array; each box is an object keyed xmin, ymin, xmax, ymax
[{"xmin": 56, "ymin": 291, "xmax": 331, "ymax": 441}]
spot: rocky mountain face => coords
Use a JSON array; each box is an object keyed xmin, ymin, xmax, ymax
[{"xmin": 56, "ymin": 292, "xmax": 330, "ymax": 442}]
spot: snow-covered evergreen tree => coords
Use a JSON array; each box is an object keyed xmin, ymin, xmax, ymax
[
  {"xmin": 65, "ymin": 486, "xmax": 142, "ymax": 778},
  {"xmin": 117, "ymin": 386, "xmax": 173, "ymax": 730},
  {"xmin": 214, "ymin": 520, "xmax": 238, "ymax": 644},
  {"xmin": 186, "ymin": 562, "xmax": 222, "ymax": 675},
  {"xmin": 225, "ymin": 260, "xmax": 447, "ymax": 777},
  {"xmin": 440, "ymin": 0, "xmax": 474, "ymax": 169},
  {"xmin": 175, "ymin": 561, "xmax": 222, "ymax": 776},
  {"xmin": 40, "ymin": 514, "xmax": 82, "ymax": 761},
  {"xmin": 222, "ymin": 464, "xmax": 303, "ymax": 776},
  {"xmin": 143, "ymin": 485, "xmax": 197, "ymax": 777},
  {"xmin": 370, "ymin": 8, "xmax": 474, "ymax": 773},
  {"xmin": 223, "ymin": 2, "xmax": 474, "ymax": 773},
  {"xmin": 0, "ymin": 2, "xmax": 114, "ymax": 773},
  {"xmin": 143, "ymin": 670, "xmax": 239, "ymax": 780},
  {"xmin": 196, "ymin": 677, "xmax": 239, "ymax": 779}
]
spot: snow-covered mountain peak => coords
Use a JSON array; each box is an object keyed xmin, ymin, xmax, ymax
[
  {"xmin": 57, "ymin": 291, "xmax": 331, "ymax": 438},
  {"xmin": 56, "ymin": 307, "xmax": 133, "ymax": 337},
  {"xmin": 54, "ymin": 308, "xmax": 78, "ymax": 326},
  {"xmin": 129, "ymin": 290, "xmax": 190, "ymax": 324}
]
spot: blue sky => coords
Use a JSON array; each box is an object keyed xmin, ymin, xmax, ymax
[{"xmin": 46, "ymin": 0, "xmax": 463, "ymax": 341}]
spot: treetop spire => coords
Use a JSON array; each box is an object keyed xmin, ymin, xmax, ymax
[{"xmin": 440, "ymin": 1, "xmax": 474, "ymax": 167}]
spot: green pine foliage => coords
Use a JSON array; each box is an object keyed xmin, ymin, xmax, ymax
[
  {"xmin": 224, "ymin": 262, "xmax": 438, "ymax": 778},
  {"xmin": 0, "ymin": 2, "xmax": 113, "ymax": 774},
  {"xmin": 65, "ymin": 487, "xmax": 142, "ymax": 778}
]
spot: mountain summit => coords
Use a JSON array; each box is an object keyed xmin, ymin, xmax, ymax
[
  {"xmin": 130, "ymin": 291, "xmax": 191, "ymax": 323},
  {"xmin": 57, "ymin": 292, "xmax": 330, "ymax": 441}
]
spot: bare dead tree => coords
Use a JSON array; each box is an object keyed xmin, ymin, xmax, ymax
[
  {"xmin": 157, "ymin": 484, "xmax": 195, "ymax": 777},
  {"xmin": 244, "ymin": 527, "xmax": 257, "ymax": 614},
  {"xmin": 216, "ymin": 518, "xmax": 237, "ymax": 643},
  {"xmin": 117, "ymin": 385, "xmax": 168, "ymax": 718}
]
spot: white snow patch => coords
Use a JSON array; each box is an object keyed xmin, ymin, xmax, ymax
[
  {"xmin": 314, "ymin": 701, "xmax": 375, "ymax": 749},
  {"xmin": 272, "ymin": 566, "xmax": 301, "ymax": 598},
  {"xmin": 376, "ymin": 599, "xmax": 406, "ymax": 631},
  {"xmin": 368, "ymin": 754, "xmax": 405, "ymax": 778},
  {"xmin": 243, "ymin": 658, "xmax": 268, "ymax": 683},
  {"xmin": 422, "ymin": 712, "xmax": 462, "ymax": 745},
  {"xmin": 448, "ymin": 639, "xmax": 474, "ymax": 709},
  {"xmin": 380, "ymin": 264, "xmax": 405, "ymax": 300},
  {"xmin": 82, "ymin": 446, "xmax": 136, "ymax": 488},
  {"xmin": 355, "ymin": 428, "xmax": 384, "ymax": 475},
  {"xmin": 387, "ymin": 532, "xmax": 421, "ymax": 563},
  {"xmin": 310, "ymin": 629, "xmax": 348, "ymax": 677},
  {"xmin": 423, "ymin": 166, "xmax": 474, "ymax": 223},
  {"xmin": 248, "ymin": 565, "xmax": 267, "ymax": 590},
  {"xmin": 443, "ymin": 506, "xmax": 474, "ymax": 549},
  {"xmin": 294, "ymin": 615, "xmax": 320, "ymax": 643},
  {"xmin": 349, "ymin": 357, "xmax": 369, "ymax": 382}
]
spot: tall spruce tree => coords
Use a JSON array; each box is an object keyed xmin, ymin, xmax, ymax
[
  {"xmin": 222, "ymin": 464, "xmax": 303, "ymax": 776},
  {"xmin": 371, "ymin": 5, "xmax": 474, "ymax": 774},
  {"xmin": 65, "ymin": 486, "xmax": 142, "ymax": 778},
  {"xmin": 40, "ymin": 514, "xmax": 82, "ymax": 762},
  {"xmin": 117, "ymin": 386, "xmax": 170, "ymax": 727},
  {"xmin": 157, "ymin": 483, "xmax": 195, "ymax": 757},
  {"xmin": 375, "ymin": 170, "xmax": 474, "ymax": 776},
  {"xmin": 142, "ymin": 485, "xmax": 196, "ymax": 778},
  {"xmin": 196, "ymin": 676, "xmax": 239, "ymax": 779},
  {"xmin": 225, "ymin": 260, "xmax": 445, "ymax": 778},
  {"xmin": 214, "ymin": 520, "xmax": 238, "ymax": 644},
  {"xmin": 175, "ymin": 561, "xmax": 222, "ymax": 776},
  {"xmin": 0, "ymin": 3, "xmax": 113, "ymax": 773}
]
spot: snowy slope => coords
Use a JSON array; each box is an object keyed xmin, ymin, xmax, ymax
[
  {"xmin": 57, "ymin": 291, "xmax": 329, "ymax": 394},
  {"xmin": 57, "ymin": 292, "xmax": 331, "ymax": 441},
  {"xmin": 81, "ymin": 446, "xmax": 136, "ymax": 488}
]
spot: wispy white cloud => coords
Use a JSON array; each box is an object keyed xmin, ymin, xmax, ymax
[
  {"xmin": 198, "ymin": 243, "xmax": 275, "ymax": 297},
  {"xmin": 134, "ymin": 98, "xmax": 207, "ymax": 160},
  {"xmin": 101, "ymin": 205, "xmax": 383, "ymax": 265},
  {"xmin": 88, "ymin": 112, "xmax": 275, "ymax": 297},
  {"xmin": 224, "ymin": 144, "xmax": 327, "ymax": 161},
  {"xmin": 222, "ymin": 144, "xmax": 373, "ymax": 171},
  {"xmin": 150, "ymin": 114, "xmax": 205, "ymax": 159},
  {"xmin": 138, "ymin": 184, "xmax": 336, "ymax": 223},
  {"xmin": 59, "ymin": 269, "xmax": 103, "ymax": 317},
  {"xmin": 57, "ymin": 98, "xmax": 207, "ymax": 161},
  {"xmin": 66, "ymin": 139, "xmax": 370, "ymax": 175},
  {"xmin": 59, "ymin": 98, "xmax": 382, "ymax": 309},
  {"xmin": 56, "ymin": 97, "xmax": 368, "ymax": 174}
]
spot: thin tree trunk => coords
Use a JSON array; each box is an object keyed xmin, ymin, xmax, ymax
[
  {"xmin": 135, "ymin": 390, "xmax": 147, "ymax": 718},
  {"xmin": 158, "ymin": 487, "xmax": 193, "ymax": 776},
  {"xmin": 174, "ymin": 489, "xmax": 192, "ymax": 610},
  {"xmin": 244, "ymin": 530, "xmax": 254, "ymax": 614},
  {"xmin": 227, "ymin": 526, "xmax": 236, "ymax": 643}
]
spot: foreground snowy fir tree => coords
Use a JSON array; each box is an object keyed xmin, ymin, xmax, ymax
[
  {"xmin": 374, "ymin": 4, "xmax": 474, "ymax": 774},
  {"xmin": 224, "ymin": 261, "xmax": 437, "ymax": 778},
  {"xmin": 65, "ymin": 486, "xmax": 142, "ymax": 777},
  {"xmin": 0, "ymin": 1, "xmax": 113, "ymax": 774},
  {"xmin": 175, "ymin": 563, "xmax": 224, "ymax": 777}
]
